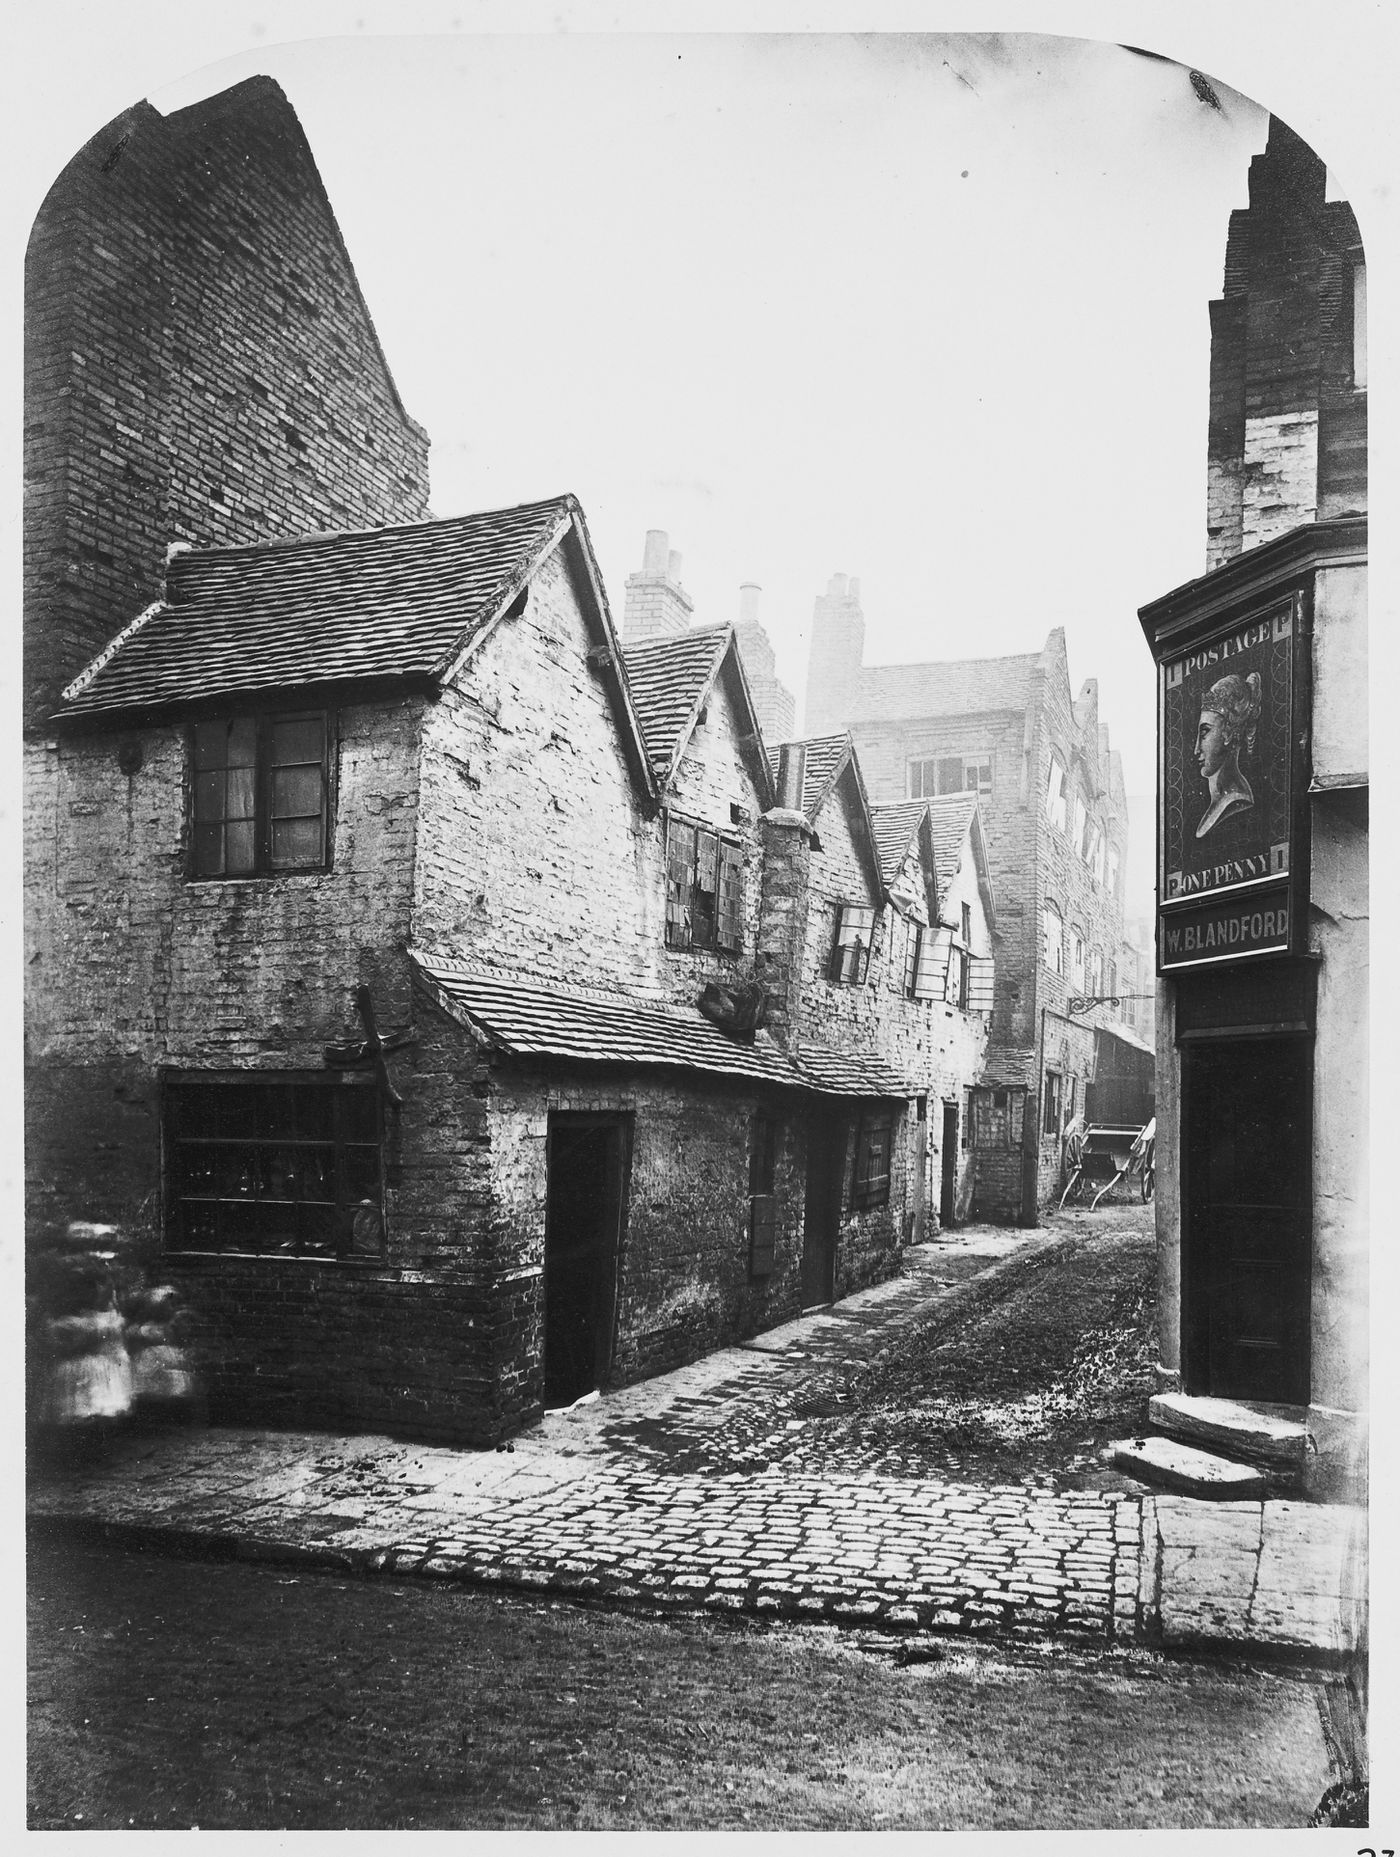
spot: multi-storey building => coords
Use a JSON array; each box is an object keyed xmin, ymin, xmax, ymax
[
  {"xmin": 805, "ymin": 592, "xmax": 1134, "ymax": 1217},
  {"xmin": 1136, "ymin": 116, "xmax": 1366, "ymax": 1501}
]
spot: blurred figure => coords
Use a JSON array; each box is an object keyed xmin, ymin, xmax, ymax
[
  {"xmin": 123, "ymin": 1280, "xmax": 202, "ymax": 1425},
  {"xmin": 32, "ymin": 1227, "xmax": 133, "ymax": 1461}
]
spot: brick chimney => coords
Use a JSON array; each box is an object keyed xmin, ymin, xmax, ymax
[
  {"xmin": 803, "ymin": 571, "xmax": 864, "ymax": 735},
  {"xmin": 755, "ymin": 744, "xmax": 813, "ymax": 1050},
  {"xmin": 733, "ymin": 581, "xmax": 796, "ymax": 742},
  {"xmin": 621, "ymin": 529, "xmax": 694, "ymax": 641}
]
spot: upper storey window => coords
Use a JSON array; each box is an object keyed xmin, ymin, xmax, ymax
[
  {"xmin": 190, "ymin": 711, "xmax": 330, "ymax": 879},
  {"xmin": 830, "ymin": 904, "xmax": 876, "ymax": 985},
  {"xmin": 664, "ymin": 812, "xmax": 744, "ymax": 954},
  {"xmin": 909, "ymin": 754, "xmax": 992, "ymax": 800},
  {"xmin": 1045, "ymin": 755, "xmax": 1067, "ymax": 832}
]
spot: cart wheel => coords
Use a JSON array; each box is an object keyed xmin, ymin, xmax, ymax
[{"xmin": 1141, "ymin": 1167, "xmax": 1155, "ymax": 1204}]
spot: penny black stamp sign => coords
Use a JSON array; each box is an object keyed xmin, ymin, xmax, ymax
[{"xmin": 1158, "ymin": 595, "xmax": 1303, "ymax": 970}]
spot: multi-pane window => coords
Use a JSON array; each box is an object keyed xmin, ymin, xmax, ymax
[
  {"xmin": 165, "ymin": 1075, "xmax": 383, "ymax": 1259},
  {"xmin": 1070, "ymin": 928, "xmax": 1086, "ymax": 991},
  {"xmin": 191, "ymin": 711, "xmax": 330, "ymax": 878},
  {"xmin": 1042, "ymin": 903, "xmax": 1064, "ymax": 975},
  {"xmin": 909, "ymin": 754, "xmax": 992, "ymax": 799},
  {"xmin": 852, "ymin": 1111, "xmax": 894, "ymax": 1210},
  {"xmin": 951, "ymin": 943, "xmax": 971, "ymax": 1009},
  {"xmin": 664, "ymin": 814, "xmax": 744, "ymax": 953},
  {"xmin": 1042, "ymin": 1069, "xmax": 1063, "ymax": 1138},
  {"xmin": 905, "ymin": 922, "xmax": 947, "ymax": 1000},
  {"xmin": 748, "ymin": 1114, "xmax": 778, "ymax": 1278},
  {"xmin": 1045, "ymin": 755, "xmax": 1067, "ymax": 831},
  {"xmin": 830, "ymin": 904, "xmax": 876, "ymax": 985},
  {"xmin": 904, "ymin": 921, "xmax": 923, "ymax": 998}
]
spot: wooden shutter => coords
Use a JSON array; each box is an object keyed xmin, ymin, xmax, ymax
[
  {"xmin": 665, "ymin": 816, "xmax": 696, "ymax": 948},
  {"xmin": 968, "ymin": 955, "xmax": 995, "ymax": 1013},
  {"xmin": 717, "ymin": 840, "xmax": 744, "ymax": 952}
]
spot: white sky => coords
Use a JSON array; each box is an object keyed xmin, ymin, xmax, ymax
[{"xmin": 143, "ymin": 31, "xmax": 1267, "ymax": 858}]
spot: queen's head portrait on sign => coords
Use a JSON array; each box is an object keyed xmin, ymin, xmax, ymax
[{"xmin": 1195, "ymin": 671, "xmax": 1263, "ymax": 839}]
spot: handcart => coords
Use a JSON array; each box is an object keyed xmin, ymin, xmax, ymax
[{"xmin": 1059, "ymin": 1116, "xmax": 1154, "ymax": 1211}]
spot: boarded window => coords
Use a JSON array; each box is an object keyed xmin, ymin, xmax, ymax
[
  {"xmin": 830, "ymin": 904, "xmax": 875, "ymax": 985},
  {"xmin": 852, "ymin": 1111, "xmax": 893, "ymax": 1210},
  {"xmin": 665, "ymin": 813, "xmax": 743, "ymax": 954},
  {"xmin": 970, "ymin": 1086, "xmax": 1024, "ymax": 1150},
  {"xmin": 191, "ymin": 712, "xmax": 329, "ymax": 879},
  {"xmin": 165, "ymin": 1074, "xmax": 383, "ymax": 1259},
  {"xmin": 748, "ymin": 1114, "xmax": 778, "ymax": 1277}
]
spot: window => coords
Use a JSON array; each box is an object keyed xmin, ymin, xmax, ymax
[
  {"xmin": 164, "ymin": 1074, "xmax": 383, "ymax": 1259},
  {"xmin": 1043, "ymin": 1069, "xmax": 1063, "ymax": 1138},
  {"xmin": 1107, "ymin": 959, "xmax": 1117, "ymax": 1003},
  {"xmin": 748, "ymin": 1114, "xmax": 778, "ymax": 1278},
  {"xmin": 1089, "ymin": 824, "xmax": 1106, "ymax": 886},
  {"xmin": 191, "ymin": 711, "xmax": 331, "ymax": 878},
  {"xmin": 1045, "ymin": 755, "xmax": 1067, "ymax": 832},
  {"xmin": 830, "ymin": 904, "xmax": 875, "ymax": 984},
  {"xmin": 909, "ymin": 754, "xmax": 992, "ymax": 799},
  {"xmin": 906, "ymin": 923, "xmax": 950, "ymax": 999},
  {"xmin": 1088, "ymin": 947, "xmax": 1103, "ymax": 996},
  {"xmin": 1066, "ymin": 1074, "xmax": 1078, "ymax": 1122},
  {"xmin": 903, "ymin": 921, "xmax": 923, "ymax": 998},
  {"xmin": 665, "ymin": 813, "xmax": 744, "ymax": 953},
  {"xmin": 1070, "ymin": 928, "xmax": 1086, "ymax": 991},
  {"xmin": 951, "ymin": 943, "xmax": 970, "ymax": 1009},
  {"xmin": 1042, "ymin": 903, "xmax": 1064, "ymax": 975},
  {"xmin": 852, "ymin": 1111, "xmax": 893, "ymax": 1210}
]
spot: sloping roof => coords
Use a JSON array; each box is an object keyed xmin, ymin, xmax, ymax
[
  {"xmin": 923, "ymin": 791, "xmax": 979, "ymax": 888},
  {"xmin": 765, "ymin": 732, "xmax": 850, "ymax": 819},
  {"xmin": 979, "ymin": 1043, "xmax": 1037, "ymax": 1089},
  {"xmin": 620, "ymin": 625, "xmax": 731, "ymax": 779},
  {"xmin": 60, "ymin": 495, "xmax": 578, "ymax": 719},
  {"xmin": 851, "ymin": 650, "xmax": 1041, "ymax": 724},
  {"xmin": 413, "ymin": 957, "xmax": 909, "ymax": 1099},
  {"xmin": 868, "ymin": 800, "xmax": 931, "ymax": 891},
  {"xmin": 1096, "ymin": 1019, "xmax": 1155, "ymax": 1057}
]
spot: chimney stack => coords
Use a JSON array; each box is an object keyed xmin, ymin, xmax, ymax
[
  {"xmin": 733, "ymin": 580, "xmax": 797, "ymax": 741},
  {"xmin": 622, "ymin": 528, "xmax": 695, "ymax": 642},
  {"xmin": 803, "ymin": 571, "xmax": 865, "ymax": 735}
]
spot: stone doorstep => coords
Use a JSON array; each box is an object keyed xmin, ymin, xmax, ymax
[
  {"xmin": 1111, "ymin": 1435, "xmax": 1270, "ymax": 1500},
  {"xmin": 1148, "ymin": 1392, "xmax": 1309, "ymax": 1467}
]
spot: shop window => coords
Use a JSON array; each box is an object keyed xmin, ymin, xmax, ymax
[
  {"xmin": 748, "ymin": 1114, "xmax": 778, "ymax": 1278},
  {"xmin": 191, "ymin": 711, "xmax": 330, "ymax": 878},
  {"xmin": 852, "ymin": 1111, "xmax": 893, "ymax": 1210},
  {"xmin": 665, "ymin": 813, "xmax": 744, "ymax": 953},
  {"xmin": 1045, "ymin": 755, "xmax": 1067, "ymax": 831},
  {"xmin": 1042, "ymin": 1069, "xmax": 1063, "ymax": 1138},
  {"xmin": 909, "ymin": 754, "xmax": 992, "ymax": 800},
  {"xmin": 1042, "ymin": 903, "xmax": 1064, "ymax": 975},
  {"xmin": 164, "ymin": 1074, "xmax": 383, "ymax": 1259},
  {"xmin": 829, "ymin": 904, "xmax": 876, "ymax": 984}
]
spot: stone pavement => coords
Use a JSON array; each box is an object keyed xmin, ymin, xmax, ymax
[{"xmin": 26, "ymin": 1226, "xmax": 1364, "ymax": 1663}]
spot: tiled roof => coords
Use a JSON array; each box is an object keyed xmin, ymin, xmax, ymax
[
  {"xmin": 923, "ymin": 792, "xmax": 979, "ymax": 888},
  {"xmin": 979, "ymin": 1044, "xmax": 1037, "ymax": 1089},
  {"xmin": 869, "ymin": 800, "xmax": 931, "ymax": 890},
  {"xmin": 413, "ymin": 957, "xmax": 909, "ymax": 1099},
  {"xmin": 619, "ymin": 626, "xmax": 732, "ymax": 781},
  {"xmin": 764, "ymin": 732, "xmax": 850, "ymax": 820},
  {"xmin": 852, "ymin": 650, "xmax": 1040, "ymax": 724},
  {"xmin": 59, "ymin": 495, "xmax": 577, "ymax": 718}
]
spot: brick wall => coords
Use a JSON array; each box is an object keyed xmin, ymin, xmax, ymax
[{"xmin": 24, "ymin": 76, "xmax": 430, "ymax": 731}]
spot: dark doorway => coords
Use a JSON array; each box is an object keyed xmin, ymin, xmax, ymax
[
  {"xmin": 543, "ymin": 1115, "xmax": 628, "ymax": 1408},
  {"xmin": 939, "ymin": 1101, "xmax": 959, "ymax": 1227},
  {"xmin": 801, "ymin": 1111, "xmax": 844, "ymax": 1308},
  {"xmin": 1182, "ymin": 1035, "xmax": 1311, "ymax": 1405}
]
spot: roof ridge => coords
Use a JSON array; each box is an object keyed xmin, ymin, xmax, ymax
[{"xmin": 164, "ymin": 494, "xmax": 575, "ymax": 566}]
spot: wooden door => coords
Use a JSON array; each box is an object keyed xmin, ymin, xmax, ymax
[
  {"xmin": 801, "ymin": 1112, "xmax": 843, "ymax": 1308},
  {"xmin": 1182, "ymin": 1036, "xmax": 1311, "ymax": 1405},
  {"xmin": 543, "ymin": 1116, "xmax": 626, "ymax": 1407},
  {"xmin": 939, "ymin": 1102, "xmax": 959, "ymax": 1227}
]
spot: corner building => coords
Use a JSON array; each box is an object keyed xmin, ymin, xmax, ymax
[{"xmin": 1137, "ymin": 117, "xmax": 1367, "ymax": 1500}]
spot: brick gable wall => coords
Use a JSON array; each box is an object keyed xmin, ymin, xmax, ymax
[{"xmin": 24, "ymin": 76, "xmax": 430, "ymax": 731}]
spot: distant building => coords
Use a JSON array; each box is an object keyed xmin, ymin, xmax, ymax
[
  {"xmin": 620, "ymin": 530, "xmax": 796, "ymax": 741},
  {"xmin": 805, "ymin": 594, "xmax": 1135, "ymax": 1218},
  {"xmin": 1137, "ymin": 116, "xmax": 1366, "ymax": 1500}
]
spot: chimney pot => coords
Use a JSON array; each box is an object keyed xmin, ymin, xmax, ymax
[
  {"xmin": 667, "ymin": 549, "xmax": 683, "ymax": 583},
  {"xmin": 848, "ymin": 577, "xmax": 860, "ymax": 602},
  {"xmin": 643, "ymin": 529, "xmax": 670, "ymax": 575},
  {"xmin": 829, "ymin": 573, "xmax": 848, "ymax": 599},
  {"xmin": 739, "ymin": 582, "xmax": 761, "ymax": 625}
]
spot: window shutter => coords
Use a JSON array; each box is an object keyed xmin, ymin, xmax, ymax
[
  {"xmin": 916, "ymin": 925, "xmax": 952, "ymax": 999},
  {"xmin": 968, "ymin": 955, "xmax": 996, "ymax": 1013},
  {"xmin": 717, "ymin": 840, "xmax": 744, "ymax": 952},
  {"xmin": 749, "ymin": 1194, "xmax": 776, "ymax": 1276},
  {"xmin": 665, "ymin": 817, "xmax": 696, "ymax": 948}
]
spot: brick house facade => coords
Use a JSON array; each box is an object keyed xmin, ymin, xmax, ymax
[{"xmin": 804, "ymin": 603, "xmax": 1134, "ymax": 1216}]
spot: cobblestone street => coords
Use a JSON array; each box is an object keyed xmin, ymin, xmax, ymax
[{"xmin": 28, "ymin": 1209, "xmax": 1360, "ymax": 1659}]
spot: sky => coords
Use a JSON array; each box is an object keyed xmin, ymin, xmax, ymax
[{"xmin": 135, "ymin": 31, "xmax": 1276, "ymax": 858}]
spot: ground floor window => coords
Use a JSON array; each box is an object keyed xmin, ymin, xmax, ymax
[
  {"xmin": 1042, "ymin": 1070, "xmax": 1063, "ymax": 1139},
  {"xmin": 164, "ymin": 1074, "xmax": 384, "ymax": 1259},
  {"xmin": 970, "ymin": 1086, "xmax": 1024, "ymax": 1150},
  {"xmin": 748, "ymin": 1114, "xmax": 779, "ymax": 1277},
  {"xmin": 852, "ymin": 1110, "xmax": 894, "ymax": 1210}
]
